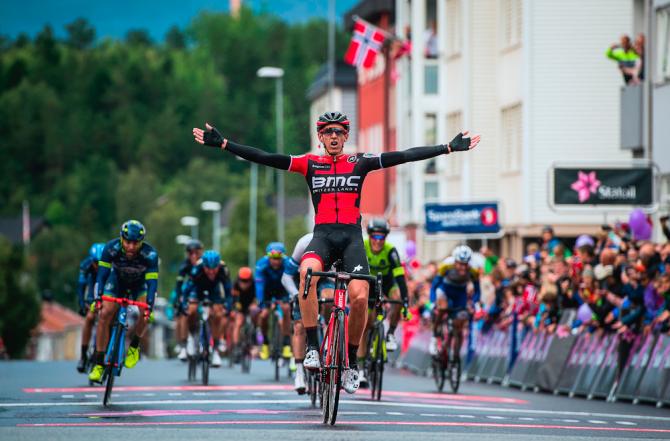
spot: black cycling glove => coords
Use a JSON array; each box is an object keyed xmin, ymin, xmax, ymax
[
  {"xmin": 203, "ymin": 125, "xmax": 225, "ymax": 148},
  {"xmin": 448, "ymin": 132, "xmax": 471, "ymax": 152}
]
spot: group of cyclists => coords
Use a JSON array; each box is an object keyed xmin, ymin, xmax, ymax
[{"xmin": 74, "ymin": 111, "xmax": 479, "ymax": 397}]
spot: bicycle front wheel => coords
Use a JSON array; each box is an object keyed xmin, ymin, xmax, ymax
[
  {"xmin": 103, "ymin": 324, "xmax": 122, "ymax": 407},
  {"xmin": 432, "ymin": 356, "xmax": 445, "ymax": 392},
  {"xmin": 326, "ymin": 310, "xmax": 344, "ymax": 425},
  {"xmin": 449, "ymin": 357, "xmax": 461, "ymax": 393},
  {"xmin": 372, "ymin": 328, "xmax": 385, "ymax": 401}
]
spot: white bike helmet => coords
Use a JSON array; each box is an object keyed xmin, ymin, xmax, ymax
[{"xmin": 452, "ymin": 245, "xmax": 473, "ymax": 264}]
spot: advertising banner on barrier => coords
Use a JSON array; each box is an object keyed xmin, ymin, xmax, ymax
[
  {"xmin": 536, "ymin": 332, "xmax": 577, "ymax": 392},
  {"xmin": 553, "ymin": 167, "xmax": 653, "ymax": 206},
  {"xmin": 508, "ymin": 332, "xmax": 536, "ymax": 388},
  {"xmin": 573, "ymin": 334, "xmax": 612, "ymax": 397},
  {"xmin": 555, "ymin": 333, "xmax": 591, "ymax": 394},
  {"xmin": 616, "ymin": 334, "xmax": 655, "ymax": 401},
  {"xmin": 636, "ymin": 335, "xmax": 670, "ymax": 404},
  {"xmin": 524, "ymin": 333, "xmax": 554, "ymax": 389},
  {"xmin": 589, "ymin": 335, "xmax": 620, "ymax": 399},
  {"xmin": 424, "ymin": 202, "xmax": 500, "ymax": 234}
]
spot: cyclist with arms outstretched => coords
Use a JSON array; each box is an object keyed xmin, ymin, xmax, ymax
[{"xmin": 193, "ymin": 112, "xmax": 479, "ymax": 393}]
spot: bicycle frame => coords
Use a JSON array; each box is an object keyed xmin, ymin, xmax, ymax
[{"xmin": 102, "ymin": 295, "xmax": 148, "ymax": 376}]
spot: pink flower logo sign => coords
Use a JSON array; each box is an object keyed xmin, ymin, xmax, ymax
[{"xmin": 570, "ymin": 171, "xmax": 601, "ymax": 203}]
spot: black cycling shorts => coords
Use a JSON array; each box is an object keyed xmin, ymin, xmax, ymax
[{"xmin": 302, "ymin": 224, "xmax": 370, "ymax": 275}]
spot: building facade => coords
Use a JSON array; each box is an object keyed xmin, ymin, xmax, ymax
[{"xmin": 394, "ymin": 0, "xmax": 638, "ymax": 262}]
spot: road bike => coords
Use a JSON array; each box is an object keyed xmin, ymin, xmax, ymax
[
  {"xmin": 364, "ymin": 297, "xmax": 405, "ymax": 401},
  {"xmin": 188, "ymin": 292, "xmax": 213, "ymax": 385},
  {"xmin": 237, "ymin": 313, "xmax": 255, "ymax": 374},
  {"xmin": 100, "ymin": 295, "xmax": 149, "ymax": 407},
  {"xmin": 303, "ymin": 267, "xmax": 381, "ymax": 425},
  {"xmin": 432, "ymin": 308, "xmax": 468, "ymax": 393}
]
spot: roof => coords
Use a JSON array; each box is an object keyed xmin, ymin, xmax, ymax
[
  {"xmin": 0, "ymin": 216, "xmax": 47, "ymax": 245},
  {"xmin": 306, "ymin": 61, "xmax": 358, "ymax": 101},
  {"xmin": 344, "ymin": 0, "xmax": 395, "ymax": 30},
  {"xmin": 36, "ymin": 301, "xmax": 84, "ymax": 335}
]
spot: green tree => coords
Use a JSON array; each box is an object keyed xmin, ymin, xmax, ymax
[
  {"xmin": 0, "ymin": 237, "xmax": 40, "ymax": 358},
  {"xmin": 65, "ymin": 18, "xmax": 96, "ymax": 49}
]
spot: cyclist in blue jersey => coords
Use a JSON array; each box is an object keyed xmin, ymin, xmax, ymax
[
  {"xmin": 89, "ymin": 220, "xmax": 159, "ymax": 383},
  {"xmin": 429, "ymin": 245, "xmax": 480, "ymax": 358},
  {"xmin": 76, "ymin": 242, "xmax": 105, "ymax": 373},
  {"xmin": 256, "ymin": 242, "xmax": 292, "ymax": 361},
  {"xmin": 174, "ymin": 240, "xmax": 203, "ymax": 361},
  {"xmin": 182, "ymin": 250, "xmax": 232, "ymax": 367}
]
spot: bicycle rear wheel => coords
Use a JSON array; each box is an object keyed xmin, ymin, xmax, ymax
[
  {"xmin": 188, "ymin": 356, "xmax": 197, "ymax": 381},
  {"xmin": 432, "ymin": 356, "xmax": 445, "ymax": 392},
  {"xmin": 272, "ymin": 315, "xmax": 281, "ymax": 381},
  {"xmin": 201, "ymin": 324, "xmax": 210, "ymax": 386},
  {"xmin": 449, "ymin": 357, "xmax": 461, "ymax": 393},
  {"xmin": 372, "ymin": 329, "xmax": 385, "ymax": 401},
  {"xmin": 326, "ymin": 311, "xmax": 344, "ymax": 425}
]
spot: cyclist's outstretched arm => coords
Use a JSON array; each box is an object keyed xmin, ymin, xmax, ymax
[
  {"xmin": 194, "ymin": 123, "xmax": 292, "ymax": 170},
  {"xmin": 380, "ymin": 131, "xmax": 480, "ymax": 168}
]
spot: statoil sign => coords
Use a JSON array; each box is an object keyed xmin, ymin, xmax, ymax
[
  {"xmin": 425, "ymin": 202, "xmax": 500, "ymax": 234},
  {"xmin": 553, "ymin": 167, "xmax": 653, "ymax": 206}
]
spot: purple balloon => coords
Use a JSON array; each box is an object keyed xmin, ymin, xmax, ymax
[
  {"xmin": 406, "ymin": 240, "xmax": 416, "ymax": 259},
  {"xmin": 577, "ymin": 303, "xmax": 593, "ymax": 323},
  {"xmin": 633, "ymin": 220, "xmax": 652, "ymax": 241},
  {"xmin": 628, "ymin": 208, "xmax": 647, "ymax": 234}
]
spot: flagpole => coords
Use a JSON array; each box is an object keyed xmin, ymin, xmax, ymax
[{"xmin": 328, "ymin": 0, "xmax": 335, "ymax": 108}]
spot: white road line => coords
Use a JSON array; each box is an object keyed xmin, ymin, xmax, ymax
[
  {"xmin": 419, "ymin": 413, "xmax": 441, "ymax": 417},
  {"xmin": 167, "ymin": 393, "xmax": 182, "ymax": 396},
  {"xmin": 142, "ymin": 393, "xmax": 156, "ymax": 397},
  {"xmin": 486, "ymin": 416, "xmax": 506, "ymax": 420},
  {"xmin": 84, "ymin": 395, "xmax": 97, "ymax": 398},
  {"xmin": 561, "ymin": 419, "xmax": 580, "ymax": 423},
  {"xmin": 518, "ymin": 417, "xmax": 535, "ymax": 421},
  {"xmin": 386, "ymin": 412, "xmax": 404, "ymax": 416},
  {"xmin": 2, "ymin": 398, "xmax": 670, "ymax": 424},
  {"xmin": 61, "ymin": 395, "xmax": 74, "ymax": 399},
  {"xmin": 455, "ymin": 415, "xmax": 475, "ymax": 419},
  {"xmin": 339, "ymin": 411, "xmax": 378, "ymax": 415},
  {"xmin": 615, "ymin": 421, "xmax": 636, "ymax": 426},
  {"xmin": 588, "ymin": 420, "xmax": 607, "ymax": 424}
]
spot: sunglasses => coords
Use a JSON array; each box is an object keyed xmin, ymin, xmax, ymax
[
  {"xmin": 320, "ymin": 127, "xmax": 347, "ymax": 135},
  {"xmin": 370, "ymin": 234, "xmax": 386, "ymax": 241}
]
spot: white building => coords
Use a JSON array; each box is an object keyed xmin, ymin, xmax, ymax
[{"xmin": 394, "ymin": 0, "xmax": 642, "ymax": 261}]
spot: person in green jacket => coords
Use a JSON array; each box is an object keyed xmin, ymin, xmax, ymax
[{"xmin": 606, "ymin": 34, "xmax": 640, "ymax": 85}]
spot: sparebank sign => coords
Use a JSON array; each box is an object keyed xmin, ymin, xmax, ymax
[{"xmin": 424, "ymin": 202, "xmax": 500, "ymax": 234}]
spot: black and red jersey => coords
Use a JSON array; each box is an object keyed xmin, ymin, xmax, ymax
[
  {"xmin": 224, "ymin": 140, "xmax": 448, "ymax": 227},
  {"xmin": 288, "ymin": 153, "xmax": 382, "ymax": 225}
]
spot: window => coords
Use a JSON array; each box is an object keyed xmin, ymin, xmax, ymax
[
  {"xmin": 406, "ymin": 179, "xmax": 413, "ymax": 212},
  {"xmin": 425, "ymin": 113, "xmax": 437, "ymax": 145},
  {"xmin": 657, "ymin": 7, "xmax": 670, "ymax": 82},
  {"xmin": 501, "ymin": 104, "xmax": 522, "ymax": 173},
  {"xmin": 446, "ymin": 0, "xmax": 462, "ymax": 57},
  {"xmin": 424, "ymin": 180, "xmax": 439, "ymax": 202},
  {"xmin": 500, "ymin": 0, "xmax": 522, "ymax": 49},
  {"xmin": 425, "ymin": 0, "xmax": 439, "ymax": 59},
  {"xmin": 446, "ymin": 112, "xmax": 462, "ymax": 177},
  {"xmin": 424, "ymin": 62, "xmax": 439, "ymax": 94}
]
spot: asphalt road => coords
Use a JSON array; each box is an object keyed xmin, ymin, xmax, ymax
[{"xmin": 1, "ymin": 358, "xmax": 669, "ymax": 441}]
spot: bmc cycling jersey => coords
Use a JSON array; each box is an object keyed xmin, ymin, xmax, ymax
[{"xmin": 225, "ymin": 141, "xmax": 449, "ymax": 226}]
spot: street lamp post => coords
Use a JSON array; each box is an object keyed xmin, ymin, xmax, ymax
[
  {"xmin": 180, "ymin": 216, "xmax": 199, "ymax": 240},
  {"xmin": 201, "ymin": 201, "xmax": 222, "ymax": 252},
  {"xmin": 257, "ymin": 66, "xmax": 285, "ymax": 244},
  {"xmin": 249, "ymin": 163, "xmax": 258, "ymax": 268}
]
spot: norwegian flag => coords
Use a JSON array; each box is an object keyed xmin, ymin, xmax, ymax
[{"xmin": 344, "ymin": 19, "xmax": 386, "ymax": 68}]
